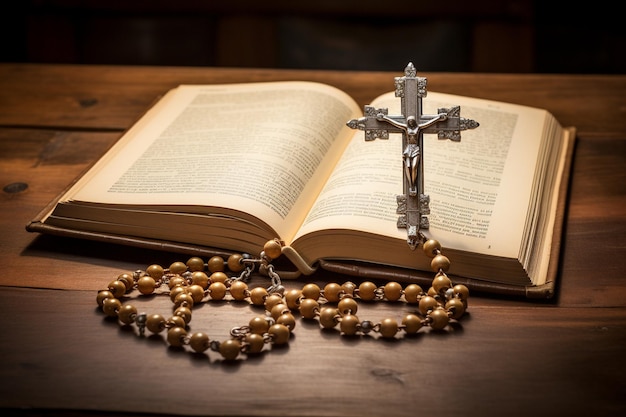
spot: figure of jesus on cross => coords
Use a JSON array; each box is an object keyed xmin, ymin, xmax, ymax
[{"xmin": 347, "ymin": 62, "xmax": 479, "ymax": 250}]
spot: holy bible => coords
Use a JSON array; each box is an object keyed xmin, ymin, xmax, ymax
[{"xmin": 26, "ymin": 81, "xmax": 575, "ymax": 298}]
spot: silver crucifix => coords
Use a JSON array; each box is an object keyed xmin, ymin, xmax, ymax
[{"xmin": 347, "ymin": 62, "xmax": 479, "ymax": 250}]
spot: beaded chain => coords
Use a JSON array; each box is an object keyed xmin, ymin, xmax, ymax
[{"xmin": 96, "ymin": 238, "xmax": 469, "ymax": 361}]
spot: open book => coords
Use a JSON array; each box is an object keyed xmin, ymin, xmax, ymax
[{"xmin": 27, "ymin": 81, "xmax": 575, "ymax": 298}]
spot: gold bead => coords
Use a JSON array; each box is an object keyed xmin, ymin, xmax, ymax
[
  {"xmin": 431, "ymin": 254, "xmax": 451, "ymax": 272},
  {"xmin": 191, "ymin": 271, "xmax": 209, "ymax": 289},
  {"xmin": 169, "ymin": 261, "xmax": 187, "ymax": 275},
  {"xmin": 432, "ymin": 273, "xmax": 452, "ymax": 293},
  {"xmin": 301, "ymin": 283, "xmax": 321, "ymax": 300},
  {"xmin": 403, "ymin": 284, "xmax": 423, "ymax": 303},
  {"xmin": 207, "ymin": 256, "xmax": 225, "ymax": 273},
  {"xmin": 245, "ymin": 333, "xmax": 265, "ymax": 354},
  {"xmin": 146, "ymin": 264, "xmax": 164, "ymax": 279},
  {"xmin": 227, "ymin": 254, "xmax": 244, "ymax": 272},
  {"xmin": 264, "ymin": 293, "xmax": 284, "ymax": 312},
  {"xmin": 319, "ymin": 307, "xmax": 339, "ymax": 329},
  {"xmin": 229, "ymin": 280, "xmax": 248, "ymax": 301},
  {"xmin": 268, "ymin": 323, "xmax": 290, "ymax": 344},
  {"xmin": 427, "ymin": 286, "xmax": 438, "ymax": 297},
  {"xmin": 341, "ymin": 281, "xmax": 356, "ymax": 297},
  {"xmin": 453, "ymin": 284, "xmax": 470, "ymax": 301},
  {"xmin": 379, "ymin": 318, "xmax": 398, "ymax": 338},
  {"xmin": 167, "ymin": 315, "xmax": 186, "ymax": 329},
  {"xmin": 337, "ymin": 297, "xmax": 358, "ymax": 315},
  {"xmin": 402, "ymin": 314, "xmax": 423, "ymax": 334},
  {"xmin": 189, "ymin": 332, "xmax": 210, "ymax": 352},
  {"xmin": 323, "ymin": 283, "xmax": 342, "ymax": 302},
  {"xmin": 117, "ymin": 273, "xmax": 135, "ymax": 292},
  {"xmin": 358, "ymin": 281, "xmax": 377, "ymax": 301},
  {"xmin": 208, "ymin": 282, "xmax": 227, "ymax": 301},
  {"xmin": 445, "ymin": 298, "xmax": 466, "ymax": 319},
  {"xmin": 284, "ymin": 289, "xmax": 302, "ymax": 310},
  {"xmin": 340, "ymin": 314, "xmax": 360, "ymax": 336},
  {"xmin": 220, "ymin": 339, "xmax": 241, "ymax": 360},
  {"xmin": 137, "ymin": 276, "xmax": 156, "ymax": 295},
  {"xmin": 423, "ymin": 239, "xmax": 441, "ymax": 258},
  {"xmin": 249, "ymin": 316, "xmax": 270, "ymax": 335},
  {"xmin": 118, "ymin": 304, "xmax": 137, "ymax": 325},
  {"xmin": 169, "ymin": 285, "xmax": 187, "ymax": 302},
  {"xmin": 277, "ymin": 313, "xmax": 296, "ymax": 331},
  {"xmin": 209, "ymin": 271, "xmax": 228, "ymax": 284},
  {"xmin": 429, "ymin": 308, "xmax": 449, "ymax": 330},
  {"xmin": 174, "ymin": 293, "xmax": 194, "ymax": 309},
  {"xmin": 270, "ymin": 303, "xmax": 289, "ymax": 320},
  {"xmin": 168, "ymin": 276, "xmax": 187, "ymax": 289},
  {"xmin": 102, "ymin": 298, "xmax": 121, "ymax": 317},
  {"xmin": 187, "ymin": 284, "xmax": 205, "ymax": 304},
  {"xmin": 249, "ymin": 287, "xmax": 268, "ymax": 306},
  {"xmin": 383, "ymin": 282, "xmax": 403, "ymax": 301},
  {"xmin": 96, "ymin": 290, "xmax": 114, "ymax": 307},
  {"xmin": 175, "ymin": 306, "xmax": 192, "ymax": 324},
  {"xmin": 186, "ymin": 257, "xmax": 205, "ymax": 272},
  {"xmin": 299, "ymin": 298, "xmax": 319, "ymax": 319},
  {"xmin": 419, "ymin": 295, "xmax": 439, "ymax": 315},
  {"xmin": 263, "ymin": 240, "xmax": 282, "ymax": 260},
  {"xmin": 146, "ymin": 314, "xmax": 166, "ymax": 333},
  {"xmin": 166, "ymin": 326, "xmax": 187, "ymax": 347},
  {"xmin": 107, "ymin": 280, "xmax": 126, "ymax": 298}
]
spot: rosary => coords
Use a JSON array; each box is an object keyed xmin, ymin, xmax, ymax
[{"xmin": 96, "ymin": 63, "xmax": 479, "ymax": 361}]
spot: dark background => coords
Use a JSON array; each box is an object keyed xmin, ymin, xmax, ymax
[{"xmin": 2, "ymin": 0, "xmax": 624, "ymax": 74}]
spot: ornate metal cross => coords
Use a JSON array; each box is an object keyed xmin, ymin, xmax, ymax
[{"xmin": 347, "ymin": 62, "xmax": 479, "ymax": 250}]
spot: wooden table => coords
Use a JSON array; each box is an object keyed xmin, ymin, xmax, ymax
[{"xmin": 0, "ymin": 64, "xmax": 624, "ymax": 417}]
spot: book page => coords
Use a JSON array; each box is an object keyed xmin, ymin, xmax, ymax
[
  {"xmin": 64, "ymin": 82, "xmax": 361, "ymax": 241},
  {"xmin": 294, "ymin": 91, "xmax": 548, "ymax": 259}
]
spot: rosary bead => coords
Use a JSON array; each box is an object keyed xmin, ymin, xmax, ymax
[
  {"xmin": 229, "ymin": 280, "xmax": 248, "ymax": 301},
  {"xmin": 137, "ymin": 276, "xmax": 156, "ymax": 295},
  {"xmin": 431, "ymin": 254, "xmax": 451, "ymax": 273},
  {"xmin": 383, "ymin": 282, "xmax": 403, "ymax": 301},
  {"xmin": 220, "ymin": 339, "xmax": 241, "ymax": 360},
  {"xmin": 102, "ymin": 297, "xmax": 121, "ymax": 317},
  {"xmin": 227, "ymin": 254, "xmax": 245, "ymax": 272},
  {"xmin": 169, "ymin": 286, "xmax": 187, "ymax": 302},
  {"xmin": 341, "ymin": 281, "xmax": 356, "ymax": 297},
  {"xmin": 168, "ymin": 276, "xmax": 187, "ymax": 289},
  {"xmin": 402, "ymin": 314, "xmax": 423, "ymax": 334},
  {"xmin": 189, "ymin": 332, "xmax": 210, "ymax": 352},
  {"xmin": 146, "ymin": 314, "xmax": 166, "ymax": 333},
  {"xmin": 427, "ymin": 286, "xmax": 438, "ymax": 297},
  {"xmin": 453, "ymin": 284, "xmax": 470, "ymax": 300},
  {"xmin": 423, "ymin": 239, "xmax": 442, "ymax": 258},
  {"xmin": 146, "ymin": 264, "xmax": 164, "ymax": 280},
  {"xmin": 167, "ymin": 315, "xmax": 186, "ymax": 329},
  {"xmin": 432, "ymin": 274, "xmax": 452, "ymax": 293},
  {"xmin": 245, "ymin": 333, "xmax": 265, "ymax": 354},
  {"xmin": 429, "ymin": 308, "xmax": 449, "ymax": 331},
  {"xmin": 118, "ymin": 304, "xmax": 137, "ymax": 325},
  {"xmin": 210, "ymin": 271, "xmax": 228, "ymax": 284},
  {"xmin": 108, "ymin": 280, "xmax": 127, "ymax": 298},
  {"xmin": 207, "ymin": 256, "xmax": 225, "ymax": 273},
  {"xmin": 249, "ymin": 287, "xmax": 269, "ymax": 306},
  {"xmin": 96, "ymin": 290, "xmax": 114, "ymax": 307},
  {"xmin": 270, "ymin": 303, "xmax": 290, "ymax": 320},
  {"xmin": 299, "ymin": 298, "xmax": 319, "ymax": 319},
  {"xmin": 249, "ymin": 316, "xmax": 270, "ymax": 335},
  {"xmin": 403, "ymin": 284, "xmax": 423, "ymax": 303},
  {"xmin": 419, "ymin": 295, "xmax": 439, "ymax": 315},
  {"xmin": 379, "ymin": 318, "xmax": 399, "ymax": 338},
  {"xmin": 208, "ymin": 282, "xmax": 227, "ymax": 301},
  {"xmin": 284, "ymin": 289, "xmax": 302, "ymax": 310},
  {"xmin": 174, "ymin": 306, "xmax": 192, "ymax": 324},
  {"xmin": 301, "ymin": 283, "xmax": 321, "ymax": 300},
  {"xmin": 319, "ymin": 307, "xmax": 339, "ymax": 329},
  {"xmin": 167, "ymin": 326, "xmax": 187, "ymax": 347},
  {"xmin": 323, "ymin": 283, "xmax": 342, "ymax": 302},
  {"xmin": 186, "ymin": 257, "xmax": 205, "ymax": 272},
  {"xmin": 337, "ymin": 297, "xmax": 358, "ymax": 315},
  {"xmin": 268, "ymin": 323, "xmax": 290, "ymax": 344},
  {"xmin": 277, "ymin": 313, "xmax": 296, "ymax": 331},
  {"xmin": 191, "ymin": 271, "xmax": 209, "ymax": 289},
  {"xmin": 358, "ymin": 281, "xmax": 377, "ymax": 301},
  {"xmin": 264, "ymin": 294, "xmax": 284, "ymax": 312},
  {"xmin": 340, "ymin": 314, "xmax": 360, "ymax": 336},
  {"xmin": 174, "ymin": 293, "xmax": 194, "ymax": 309},
  {"xmin": 445, "ymin": 298, "xmax": 465, "ymax": 319},
  {"xmin": 169, "ymin": 261, "xmax": 187, "ymax": 276},
  {"xmin": 117, "ymin": 273, "xmax": 135, "ymax": 292},
  {"xmin": 263, "ymin": 240, "xmax": 283, "ymax": 260},
  {"xmin": 187, "ymin": 284, "xmax": 205, "ymax": 304}
]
